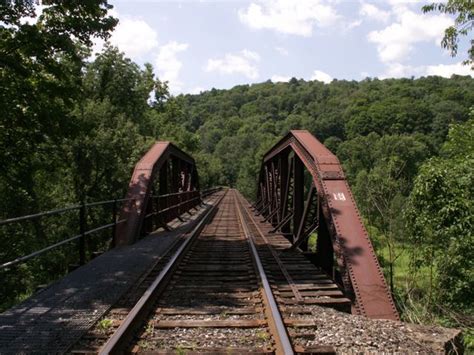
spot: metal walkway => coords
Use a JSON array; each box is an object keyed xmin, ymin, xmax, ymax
[{"xmin": 0, "ymin": 198, "xmax": 218, "ymax": 353}]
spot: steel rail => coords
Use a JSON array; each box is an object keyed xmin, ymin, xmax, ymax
[
  {"xmin": 143, "ymin": 196, "xmax": 201, "ymax": 219},
  {"xmin": 152, "ymin": 196, "xmax": 201, "ymax": 214},
  {"xmin": 233, "ymin": 190, "xmax": 294, "ymax": 355},
  {"xmin": 151, "ymin": 190, "xmax": 198, "ymax": 199},
  {"xmin": 237, "ymin": 192, "xmax": 303, "ymax": 303},
  {"xmin": 0, "ymin": 219, "xmax": 127, "ymax": 270},
  {"xmin": 0, "ymin": 205, "xmax": 81, "ymax": 225},
  {"xmin": 0, "ymin": 192, "xmax": 202, "ymax": 270},
  {"xmin": 0, "ymin": 198, "xmax": 134, "ymax": 226},
  {"xmin": 98, "ymin": 191, "xmax": 227, "ymax": 355},
  {"xmin": 201, "ymin": 186, "xmax": 222, "ymax": 197},
  {"xmin": 85, "ymin": 198, "xmax": 136, "ymax": 208}
]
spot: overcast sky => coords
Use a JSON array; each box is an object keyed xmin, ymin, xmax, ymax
[{"xmin": 93, "ymin": 0, "xmax": 473, "ymax": 94}]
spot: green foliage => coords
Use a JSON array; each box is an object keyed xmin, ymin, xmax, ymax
[
  {"xmin": 0, "ymin": 4, "xmax": 167, "ymax": 310},
  {"xmin": 406, "ymin": 119, "xmax": 473, "ymax": 311},
  {"xmin": 98, "ymin": 318, "xmax": 113, "ymax": 332},
  {"xmin": 179, "ymin": 76, "xmax": 473, "ymax": 198},
  {"xmin": 423, "ymin": 0, "xmax": 474, "ymax": 68},
  {"xmin": 83, "ymin": 46, "xmax": 155, "ymax": 123},
  {"xmin": 176, "ymin": 77, "xmax": 474, "ymax": 336},
  {"xmin": 1, "ymin": 4, "xmax": 473, "ymax": 337},
  {"xmin": 0, "ymin": 1, "xmax": 118, "ymax": 212}
]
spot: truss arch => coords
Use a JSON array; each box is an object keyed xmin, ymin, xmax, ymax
[{"xmin": 255, "ymin": 130, "xmax": 399, "ymax": 320}]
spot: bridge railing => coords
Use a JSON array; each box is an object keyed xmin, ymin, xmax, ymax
[
  {"xmin": 141, "ymin": 190, "xmax": 201, "ymax": 235},
  {"xmin": 0, "ymin": 189, "xmax": 216, "ymax": 311},
  {"xmin": 0, "ymin": 188, "xmax": 217, "ymax": 271},
  {"xmin": 201, "ymin": 187, "xmax": 223, "ymax": 198},
  {"xmin": 0, "ymin": 197, "xmax": 136, "ymax": 271}
]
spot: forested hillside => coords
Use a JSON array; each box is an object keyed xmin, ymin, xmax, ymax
[
  {"xmin": 178, "ymin": 76, "xmax": 473, "ymax": 197},
  {"xmin": 1, "ymin": 0, "xmax": 472, "ymax": 347},
  {"xmin": 176, "ymin": 78, "xmax": 474, "ymax": 339}
]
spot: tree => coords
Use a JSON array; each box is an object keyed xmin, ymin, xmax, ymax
[
  {"xmin": 0, "ymin": 0, "xmax": 117, "ymax": 216},
  {"xmin": 405, "ymin": 119, "xmax": 473, "ymax": 311},
  {"xmin": 423, "ymin": 1, "xmax": 474, "ymax": 68},
  {"xmin": 0, "ymin": 1, "xmax": 119, "ymax": 308},
  {"xmin": 83, "ymin": 45, "xmax": 155, "ymax": 124},
  {"xmin": 346, "ymin": 135, "xmax": 429, "ymax": 294}
]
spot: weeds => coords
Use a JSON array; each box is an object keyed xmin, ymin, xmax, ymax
[
  {"xmin": 175, "ymin": 344, "xmax": 186, "ymax": 355},
  {"xmin": 98, "ymin": 318, "xmax": 113, "ymax": 333},
  {"xmin": 256, "ymin": 330, "xmax": 269, "ymax": 342},
  {"xmin": 145, "ymin": 320, "xmax": 155, "ymax": 337}
]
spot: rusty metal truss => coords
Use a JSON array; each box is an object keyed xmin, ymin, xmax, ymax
[
  {"xmin": 115, "ymin": 142, "xmax": 200, "ymax": 246},
  {"xmin": 255, "ymin": 130, "xmax": 399, "ymax": 320}
]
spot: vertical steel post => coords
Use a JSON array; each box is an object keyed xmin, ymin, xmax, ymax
[
  {"xmin": 159, "ymin": 163, "xmax": 169, "ymax": 222},
  {"xmin": 295, "ymin": 184, "xmax": 315, "ymax": 251},
  {"xmin": 111, "ymin": 198, "xmax": 117, "ymax": 248},
  {"xmin": 183, "ymin": 163, "xmax": 190, "ymax": 191},
  {"xmin": 265, "ymin": 165, "xmax": 271, "ymax": 218},
  {"xmin": 293, "ymin": 156, "xmax": 304, "ymax": 244},
  {"xmin": 176, "ymin": 159, "xmax": 183, "ymax": 192},
  {"xmin": 316, "ymin": 207, "xmax": 334, "ymax": 277},
  {"xmin": 159, "ymin": 163, "xmax": 169, "ymax": 195},
  {"xmin": 279, "ymin": 153, "xmax": 289, "ymax": 222},
  {"xmin": 282, "ymin": 156, "xmax": 294, "ymax": 235},
  {"xmin": 270, "ymin": 161, "xmax": 279, "ymax": 224},
  {"xmin": 79, "ymin": 200, "xmax": 86, "ymax": 265}
]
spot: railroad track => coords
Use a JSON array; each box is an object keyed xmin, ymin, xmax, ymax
[
  {"xmin": 70, "ymin": 189, "xmax": 350, "ymax": 354},
  {"xmin": 235, "ymin": 192, "xmax": 350, "ymax": 354}
]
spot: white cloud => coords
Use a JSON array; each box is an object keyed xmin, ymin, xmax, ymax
[
  {"xmin": 386, "ymin": 0, "xmax": 425, "ymax": 7},
  {"xmin": 425, "ymin": 62, "xmax": 473, "ymax": 77},
  {"xmin": 91, "ymin": 39, "xmax": 106, "ymax": 59},
  {"xmin": 359, "ymin": 3, "xmax": 390, "ymax": 23},
  {"xmin": 20, "ymin": 4, "xmax": 47, "ymax": 25},
  {"xmin": 155, "ymin": 41, "xmax": 189, "ymax": 93},
  {"xmin": 187, "ymin": 86, "xmax": 205, "ymax": 95},
  {"xmin": 110, "ymin": 16, "xmax": 158, "ymax": 60},
  {"xmin": 205, "ymin": 49, "xmax": 260, "ymax": 79},
  {"xmin": 275, "ymin": 46, "xmax": 289, "ymax": 56},
  {"xmin": 381, "ymin": 61, "xmax": 473, "ymax": 79},
  {"xmin": 381, "ymin": 62, "xmax": 419, "ymax": 78},
  {"xmin": 241, "ymin": 49, "xmax": 260, "ymax": 62},
  {"xmin": 271, "ymin": 75, "xmax": 291, "ymax": 82},
  {"xmin": 346, "ymin": 19, "xmax": 363, "ymax": 30},
  {"xmin": 92, "ymin": 10, "xmax": 158, "ymax": 61},
  {"xmin": 90, "ymin": 10, "xmax": 190, "ymax": 94},
  {"xmin": 368, "ymin": 6, "xmax": 452, "ymax": 63},
  {"xmin": 311, "ymin": 70, "xmax": 332, "ymax": 83},
  {"xmin": 238, "ymin": 0, "xmax": 341, "ymax": 37}
]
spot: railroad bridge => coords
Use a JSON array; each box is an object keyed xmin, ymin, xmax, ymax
[{"xmin": 0, "ymin": 131, "xmax": 460, "ymax": 354}]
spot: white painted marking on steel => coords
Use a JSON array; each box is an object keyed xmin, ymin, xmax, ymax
[{"xmin": 333, "ymin": 192, "xmax": 346, "ymax": 201}]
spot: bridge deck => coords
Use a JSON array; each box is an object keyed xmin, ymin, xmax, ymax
[
  {"xmin": 0, "ymin": 196, "xmax": 220, "ymax": 354},
  {"xmin": 0, "ymin": 190, "xmax": 460, "ymax": 354}
]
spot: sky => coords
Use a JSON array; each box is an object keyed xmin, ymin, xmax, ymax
[{"xmin": 91, "ymin": 0, "xmax": 474, "ymax": 94}]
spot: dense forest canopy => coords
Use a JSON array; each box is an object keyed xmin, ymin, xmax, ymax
[{"xmin": 0, "ymin": 0, "xmax": 473, "ymax": 349}]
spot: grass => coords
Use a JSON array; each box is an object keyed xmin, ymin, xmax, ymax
[
  {"xmin": 175, "ymin": 345, "xmax": 186, "ymax": 355},
  {"xmin": 256, "ymin": 330, "xmax": 269, "ymax": 342},
  {"xmin": 375, "ymin": 241, "xmax": 473, "ymax": 353},
  {"xmin": 307, "ymin": 232, "xmax": 317, "ymax": 252},
  {"xmin": 377, "ymin": 241, "xmax": 433, "ymax": 294},
  {"xmin": 137, "ymin": 340, "xmax": 151, "ymax": 350},
  {"xmin": 145, "ymin": 320, "xmax": 154, "ymax": 336},
  {"xmin": 98, "ymin": 318, "xmax": 113, "ymax": 333}
]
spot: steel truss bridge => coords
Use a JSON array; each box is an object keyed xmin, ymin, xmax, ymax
[{"xmin": 0, "ymin": 130, "xmax": 419, "ymax": 354}]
